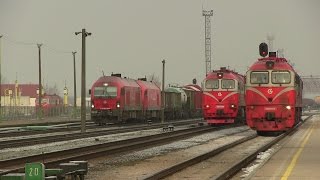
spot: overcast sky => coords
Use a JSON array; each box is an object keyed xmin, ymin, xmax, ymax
[{"xmin": 1, "ymin": 0, "xmax": 319, "ymax": 96}]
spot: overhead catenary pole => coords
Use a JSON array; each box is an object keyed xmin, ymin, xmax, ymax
[
  {"xmin": 161, "ymin": 59, "xmax": 165, "ymax": 123},
  {"xmin": 0, "ymin": 35, "xmax": 2, "ymax": 120},
  {"xmin": 37, "ymin": 43, "xmax": 43, "ymax": 120},
  {"xmin": 72, "ymin": 51, "xmax": 77, "ymax": 118},
  {"xmin": 203, "ymin": 10, "xmax": 213, "ymax": 76},
  {"xmin": 75, "ymin": 29, "xmax": 91, "ymax": 133}
]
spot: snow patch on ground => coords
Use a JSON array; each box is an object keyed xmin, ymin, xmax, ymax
[{"xmin": 240, "ymin": 147, "xmax": 276, "ymax": 178}]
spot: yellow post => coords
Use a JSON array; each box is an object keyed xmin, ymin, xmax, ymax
[
  {"xmin": 15, "ymin": 79, "xmax": 18, "ymax": 106},
  {"xmin": 63, "ymin": 86, "xmax": 68, "ymax": 114}
]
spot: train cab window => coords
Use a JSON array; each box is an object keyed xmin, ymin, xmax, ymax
[
  {"xmin": 221, "ymin": 79, "xmax": 235, "ymax": 89},
  {"xmin": 94, "ymin": 86, "xmax": 117, "ymax": 98},
  {"xmin": 271, "ymin": 71, "xmax": 291, "ymax": 84},
  {"xmin": 205, "ymin": 79, "xmax": 219, "ymax": 89},
  {"xmin": 250, "ymin": 71, "xmax": 269, "ymax": 84}
]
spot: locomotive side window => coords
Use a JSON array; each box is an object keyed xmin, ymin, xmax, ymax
[
  {"xmin": 205, "ymin": 79, "xmax": 219, "ymax": 89},
  {"xmin": 94, "ymin": 86, "xmax": 117, "ymax": 98},
  {"xmin": 221, "ymin": 79, "xmax": 235, "ymax": 89},
  {"xmin": 250, "ymin": 71, "xmax": 269, "ymax": 84},
  {"xmin": 271, "ymin": 71, "xmax": 291, "ymax": 84}
]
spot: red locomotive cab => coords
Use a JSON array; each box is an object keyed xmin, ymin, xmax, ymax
[
  {"xmin": 91, "ymin": 83, "xmax": 119, "ymax": 109},
  {"xmin": 90, "ymin": 74, "xmax": 142, "ymax": 125},
  {"xmin": 90, "ymin": 76, "xmax": 122, "ymax": 124},
  {"xmin": 245, "ymin": 43, "xmax": 303, "ymax": 135},
  {"xmin": 202, "ymin": 67, "xmax": 245, "ymax": 125}
]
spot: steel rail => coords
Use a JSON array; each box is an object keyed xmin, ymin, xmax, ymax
[
  {"xmin": 0, "ymin": 119, "xmax": 203, "ymax": 149},
  {"xmin": 214, "ymin": 115, "xmax": 313, "ymax": 180},
  {"xmin": 0, "ymin": 125, "xmax": 242, "ymax": 175}
]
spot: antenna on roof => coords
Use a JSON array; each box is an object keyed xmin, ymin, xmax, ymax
[{"xmin": 102, "ymin": 70, "xmax": 105, "ymax": 76}]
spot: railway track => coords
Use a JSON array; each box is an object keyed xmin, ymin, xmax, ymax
[
  {"xmin": 0, "ymin": 119, "xmax": 203, "ymax": 149},
  {"xmin": 142, "ymin": 116, "xmax": 312, "ymax": 180},
  {"xmin": 0, "ymin": 118, "xmax": 203, "ymax": 138},
  {"xmin": 0, "ymin": 124, "xmax": 243, "ymax": 175},
  {"xmin": 0, "ymin": 121, "xmax": 96, "ymax": 138}
]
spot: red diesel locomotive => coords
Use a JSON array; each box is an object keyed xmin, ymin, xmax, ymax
[
  {"xmin": 89, "ymin": 74, "xmax": 161, "ymax": 125},
  {"xmin": 35, "ymin": 94, "xmax": 63, "ymax": 116},
  {"xmin": 202, "ymin": 67, "xmax": 245, "ymax": 125},
  {"xmin": 245, "ymin": 43, "xmax": 303, "ymax": 135},
  {"xmin": 90, "ymin": 73, "xmax": 203, "ymax": 125}
]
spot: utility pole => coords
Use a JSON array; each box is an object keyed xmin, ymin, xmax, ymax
[
  {"xmin": 0, "ymin": 35, "xmax": 2, "ymax": 120},
  {"xmin": 72, "ymin": 51, "xmax": 77, "ymax": 118},
  {"xmin": 37, "ymin": 43, "xmax": 43, "ymax": 120},
  {"xmin": 161, "ymin": 60, "xmax": 165, "ymax": 123},
  {"xmin": 75, "ymin": 29, "xmax": 91, "ymax": 133},
  {"xmin": 203, "ymin": 10, "xmax": 213, "ymax": 76}
]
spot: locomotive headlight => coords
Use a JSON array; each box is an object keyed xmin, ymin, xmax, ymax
[
  {"xmin": 286, "ymin": 105, "xmax": 291, "ymax": 110},
  {"xmin": 205, "ymin": 104, "xmax": 210, "ymax": 109},
  {"xmin": 91, "ymin": 104, "xmax": 95, "ymax": 108},
  {"xmin": 116, "ymin": 102, "xmax": 120, "ymax": 108},
  {"xmin": 230, "ymin": 104, "xmax": 236, "ymax": 109}
]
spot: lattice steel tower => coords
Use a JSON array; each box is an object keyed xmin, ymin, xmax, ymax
[{"xmin": 203, "ymin": 10, "xmax": 213, "ymax": 76}]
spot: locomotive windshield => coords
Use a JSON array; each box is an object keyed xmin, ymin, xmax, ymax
[
  {"xmin": 250, "ymin": 71, "xmax": 269, "ymax": 84},
  {"xmin": 271, "ymin": 71, "xmax": 291, "ymax": 84},
  {"xmin": 205, "ymin": 79, "xmax": 219, "ymax": 89},
  {"xmin": 94, "ymin": 86, "xmax": 117, "ymax": 98},
  {"xmin": 221, "ymin": 79, "xmax": 235, "ymax": 89}
]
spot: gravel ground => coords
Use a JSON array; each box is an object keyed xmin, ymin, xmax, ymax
[
  {"xmin": 0, "ymin": 125, "xmax": 193, "ymax": 160},
  {"xmin": 86, "ymin": 126, "xmax": 253, "ymax": 180}
]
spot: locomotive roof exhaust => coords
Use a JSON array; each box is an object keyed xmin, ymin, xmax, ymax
[
  {"xmin": 138, "ymin": 77, "xmax": 147, "ymax": 81},
  {"xmin": 111, "ymin": 73, "xmax": 121, "ymax": 77}
]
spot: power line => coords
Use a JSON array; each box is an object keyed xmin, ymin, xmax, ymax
[
  {"xmin": 44, "ymin": 45, "xmax": 72, "ymax": 55},
  {"xmin": 2, "ymin": 35, "xmax": 73, "ymax": 55},
  {"xmin": 2, "ymin": 35, "xmax": 36, "ymax": 46}
]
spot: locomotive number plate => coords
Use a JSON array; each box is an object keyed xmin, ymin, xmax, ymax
[
  {"xmin": 265, "ymin": 107, "xmax": 276, "ymax": 110},
  {"xmin": 216, "ymin": 105, "xmax": 224, "ymax": 109}
]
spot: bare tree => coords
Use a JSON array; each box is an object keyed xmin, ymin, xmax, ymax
[
  {"xmin": 1, "ymin": 74, "xmax": 8, "ymax": 83},
  {"xmin": 46, "ymin": 83, "xmax": 59, "ymax": 95}
]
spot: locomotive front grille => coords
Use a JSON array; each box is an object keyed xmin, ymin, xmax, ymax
[
  {"xmin": 265, "ymin": 112, "xmax": 275, "ymax": 121},
  {"xmin": 216, "ymin": 109, "xmax": 224, "ymax": 116}
]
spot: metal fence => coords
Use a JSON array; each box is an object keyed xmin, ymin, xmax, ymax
[{"xmin": 0, "ymin": 106, "xmax": 88, "ymax": 121}]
